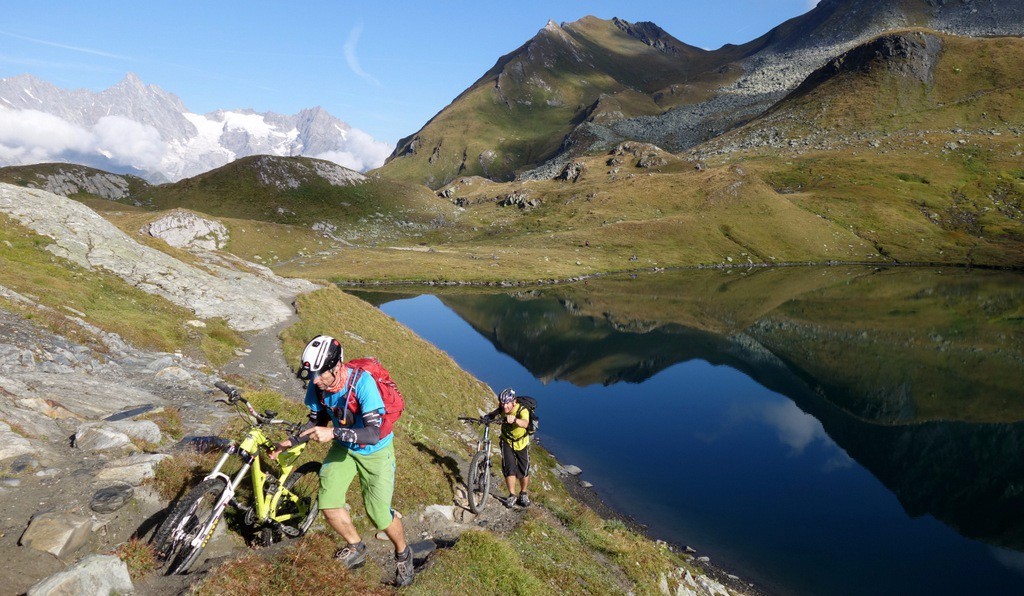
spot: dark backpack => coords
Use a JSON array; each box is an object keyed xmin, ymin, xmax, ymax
[
  {"xmin": 342, "ymin": 357, "xmax": 405, "ymax": 439},
  {"xmin": 517, "ymin": 396, "xmax": 539, "ymax": 435}
]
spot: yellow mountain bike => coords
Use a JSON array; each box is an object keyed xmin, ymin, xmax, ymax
[{"xmin": 152, "ymin": 382, "xmax": 320, "ymax": 575}]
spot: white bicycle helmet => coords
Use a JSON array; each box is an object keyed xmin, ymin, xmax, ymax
[
  {"xmin": 498, "ymin": 387, "xmax": 516, "ymax": 404},
  {"xmin": 298, "ymin": 335, "xmax": 342, "ymax": 379}
]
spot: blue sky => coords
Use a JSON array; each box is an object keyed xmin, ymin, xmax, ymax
[{"xmin": 0, "ymin": 1, "xmax": 820, "ymax": 148}]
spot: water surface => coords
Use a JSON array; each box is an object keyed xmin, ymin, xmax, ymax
[{"xmin": 361, "ymin": 266, "xmax": 1024, "ymax": 595}]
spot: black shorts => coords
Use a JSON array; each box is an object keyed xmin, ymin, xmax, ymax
[{"xmin": 500, "ymin": 441, "xmax": 530, "ymax": 478}]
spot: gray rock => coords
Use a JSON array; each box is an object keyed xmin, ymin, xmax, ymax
[
  {"xmin": 154, "ymin": 365, "xmax": 193, "ymax": 383},
  {"xmin": 72, "ymin": 425, "xmax": 131, "ymax": 451},
  {"xmin": 19, "ymin": 512, "xmax": 94, "ymax": 558},
  {"xmin": 90, "ymin": 484, "xmax": 136, "ymax": 513},
  {"xmin": 421, "ymin": 504, "xmax": 456, "ymax": 523},
  {"xmin": 563, "ymin": 464, "xmax": 583, "ymax": 476},
  {"xmin": 0, "ymin": 421, "xmax": 33, "ymax": 461},
  {"xmin": 579, "ymin": 480, "xmax": 594, "ymax": 489},
  {"xmin": 108, "ymin": 420, "xmax": 162, "ymax": 444},
  {"xmin": 27, "ymin": 554, "xmax": 133, "ymax": 596},
  {"xmin": 95, "ymin": 453, "xmax": 170, "ymax": 486},
  {"xmin": 145, "ymin": 355, "xmax": 176, "ymax": 372},
  {"xmin": 140, "ymin": 210, "xmax": 229, "ymax": 250}
]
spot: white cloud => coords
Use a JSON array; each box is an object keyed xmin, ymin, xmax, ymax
[
  {"xmin": 0, "ymin": 106, "xmax": 390, "ymax": 177},
  {"xmin": 0, "ymin": 108, "xmax": 167, "ymax": 171},
  {"xmin": 344, "ymin": 23, "xmax": 380, "ymax": 86},
  {"xmin": 93, "ymin": 115, "xmax": 166, "ymax": 168},
  {"xmin": 314, "ymin": 126, "xmax": 392, "ymax": 172},
  {"xmin": 759, "ymin": 400, "xmax": 826, "ymax": 453},
  {"xmin": 0, "ymin": 108, "xmax": 93, "ymax": 154},
  {"xmin": 0, "ymin": 30, "xmax": 130, "ymax": 59},
  {"xmin": 807, "ymin": 0, "xmax": 821, "ymax": 8}
]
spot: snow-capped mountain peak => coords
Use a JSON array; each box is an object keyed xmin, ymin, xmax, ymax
[{"xmin": 0, "ymin": 73, "xmax": 391, "ymax": 182}]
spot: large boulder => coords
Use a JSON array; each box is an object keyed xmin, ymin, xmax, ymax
[
  {"xmin": 140, "ymin": 210, "xmax": 229, "ymax": 250},
  {"xmin": 19, "ymin": 513, "xmax": 94, "ymax": 558}
]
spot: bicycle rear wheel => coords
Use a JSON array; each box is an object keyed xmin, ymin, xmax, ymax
[
  {"xmin": 467, "ymin": 451, "xmax": 491, "ymax": 513},
  {"xmin": 151, "ymin": 477, "xmax": 226, "ymax": 575},
  {"xmin": 274, "ymin": 461, "xmax": 321, "ymax": 539}
]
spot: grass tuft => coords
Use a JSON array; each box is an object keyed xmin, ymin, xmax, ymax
[{"xmin": 114, "ymin": 538, "xmax": 159, "ymax": 581}]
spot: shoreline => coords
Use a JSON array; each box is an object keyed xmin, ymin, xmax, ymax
[
  {"xmin": 550, "ymin": 450, "xmax": 767, "ymax": 596},
  {"xmin": 330, "ymin": 260, "xmax": 1022, "ymax": 288}
]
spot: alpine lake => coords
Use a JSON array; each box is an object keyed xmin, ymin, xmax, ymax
[{"xmin": 350, "ymin": 265, "xmax": 1024, "ymax": 596}]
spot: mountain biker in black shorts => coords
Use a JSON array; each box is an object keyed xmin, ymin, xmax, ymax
[{"xmin": 483, "ymin": 387, "xmax": 532, "ymax": 507}]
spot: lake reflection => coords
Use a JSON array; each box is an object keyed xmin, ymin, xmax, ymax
[{"xmin": 359, "ymin": 266, "xmax": 1024, "ymax": 595}]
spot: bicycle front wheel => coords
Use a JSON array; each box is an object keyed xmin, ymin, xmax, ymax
[
  {"xmin": 275, "ymin": 461, "xmax": 321, "ymax": 539},
  {"xmin": 467, "ymin": 451, "xmax": 491, "ymax": 513},
  {"xmin": 152, "ymin": 477, "xmax": 226, "ymax": 575}
]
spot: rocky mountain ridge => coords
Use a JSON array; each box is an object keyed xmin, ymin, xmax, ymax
[
  {"xmin": 383, "ymin": 0, "xmax": 1024, "ymax": 187},
  {"xmin": 0, "ymin": 73, "xmax": 391, "ymax": 183}
]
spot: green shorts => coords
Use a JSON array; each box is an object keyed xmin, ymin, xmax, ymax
[{"xmin": 319, "ymin": 440, "xmax": 396, "ymax": 530}]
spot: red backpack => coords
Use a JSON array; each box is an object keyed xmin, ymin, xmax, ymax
[{"xmin": 342, "ymin": 357, "xmax": 405, "ymax": 439}]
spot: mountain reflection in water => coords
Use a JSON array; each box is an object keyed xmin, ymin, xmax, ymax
[{"xmin": 357, "ymin": 266, "xmax": 1024, "ymax": 593}]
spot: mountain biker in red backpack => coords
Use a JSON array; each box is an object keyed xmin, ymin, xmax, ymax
[
  {"xmin": 483, "ymin": 387, "xmax": 532, "ymax": 508},
  {"xmin": 271, "ymin": 335, "xmax": 413, "ymax": 587}
]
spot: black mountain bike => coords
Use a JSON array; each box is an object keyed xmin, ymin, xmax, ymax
[{"xmin": 459, "ymin": 416, "xmax": 499, "ymax": 513}]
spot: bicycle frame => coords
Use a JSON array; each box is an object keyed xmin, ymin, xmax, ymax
[
  {"xmin": 187, "ymin": 424, "xmax": 309, "ymax": 550},
  {"xmin": 476, "ymin": 422, "xmax": 493, "ymax": 465}
]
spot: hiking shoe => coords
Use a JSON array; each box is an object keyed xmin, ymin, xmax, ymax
[
  {"xmin": 500, "ymin": 495, "xmax": 516, "ymax": 508},
  {"xmin": 395, "ymin": 547, "xmax": 415, "ymax": 587},
  {"xmin": 517, "ymin": 492, "xmax": 531, "ymax": 507},
  {"xmin": 335, "ymin": 542, "xmax": 367, "ymax": 569}
]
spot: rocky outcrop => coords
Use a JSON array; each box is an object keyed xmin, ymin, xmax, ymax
[
  {"xmin": 250, "ymin": 154, "xmax": 366, "ymax": 189},
  {"xmin": 0, "ymin": 183, "xmax": 317, "ymax": 331},
  {"xmin": 140, "ymin": 209, "xmax": 230, "ymax": 250},
  {"xmin": 29, "ymin": 167, "xmax": 141, "ymax": 201},
  {"xmin": 141, "ymin": 209, "xmax": 230, "ymax": 250},
  {"xmin": 789, "ymin": 31, "xmax": 944, "ymax": 99}
]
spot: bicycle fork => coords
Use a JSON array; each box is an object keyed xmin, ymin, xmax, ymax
[{"xmin": 187, "ymin": 452, "xmax": 251, "ymax": 550}]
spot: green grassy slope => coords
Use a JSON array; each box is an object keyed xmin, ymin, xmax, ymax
[{"xmin": 137, "ymin": 155, "xmax": 452, "ymax": 233}]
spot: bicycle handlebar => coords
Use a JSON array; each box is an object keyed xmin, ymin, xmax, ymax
[
  {"xmin": 215, "ymin": 381, "xmax": 240, "ymax": 400},
  {"xmin": 459, "ymin": 416, "xmax": 496, "ymax": 425},
  {"xmin": 215, "ymin": 381, "xmax": 293, "ymax": 427}
]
